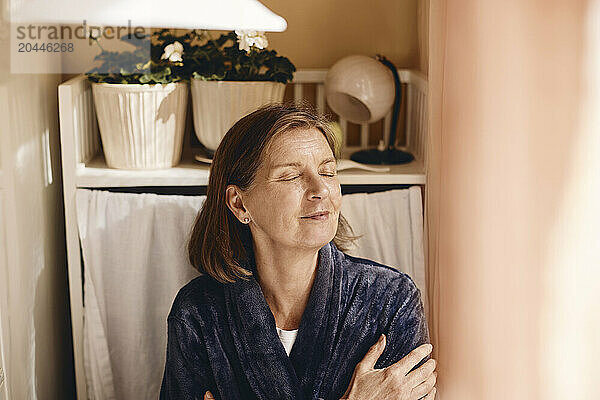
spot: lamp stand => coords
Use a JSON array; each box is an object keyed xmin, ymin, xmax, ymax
[{"xmin": 350, "ymin": 147, "xmax": 414, "ymax": 165}]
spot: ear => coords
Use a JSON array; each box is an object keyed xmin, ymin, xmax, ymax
[{"xmin": 225, "ymin": 185, "xmax": 250, "ymax": 223}]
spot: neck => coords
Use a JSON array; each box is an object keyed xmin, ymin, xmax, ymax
[{"xmin": 253, "ymin": 243, "xmax": 320, "ymax": 330}]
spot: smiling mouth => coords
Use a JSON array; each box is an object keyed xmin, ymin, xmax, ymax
[{"xmin": 301, "ymin": 211, "xmax": 330, "ymax": 220}]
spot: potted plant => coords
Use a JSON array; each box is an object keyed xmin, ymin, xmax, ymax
[
  {"xmin": 86, "ymin": 30, "xmax": 196, "ymax": 169},
  {"xmin": 186, "ymin": 30, "xmax": 296, "ymax": 155}
]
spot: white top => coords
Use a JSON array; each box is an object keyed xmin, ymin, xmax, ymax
[{"xmin": 276, "ymin": 326, "xmax": 299, "ymax": 356}]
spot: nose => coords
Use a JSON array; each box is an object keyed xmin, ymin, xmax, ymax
[{"xmin": 306, "ymin": 172, "xmax": 330, "ymax": 200}]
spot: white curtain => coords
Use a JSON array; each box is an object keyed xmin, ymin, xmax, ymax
[
  {"xmin": 76, "ymin": 186, "xmax": 425, "ymax": 399},
  {"xmin": 340, "ymin": 187, "xmax": 427, "ymax": 318},
  {"xmin": 76, "ymin": 190, "xmax": 202, "ymax": 400}
]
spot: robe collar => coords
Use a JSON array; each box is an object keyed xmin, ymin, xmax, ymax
[{"xmin": 223, "ymin": 240, "xmax": 343, "ymax": 399}]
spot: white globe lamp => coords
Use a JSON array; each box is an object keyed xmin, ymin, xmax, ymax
[{"xmin": 325, "ymin": 54, "xmax": 414, "ymax": 165}]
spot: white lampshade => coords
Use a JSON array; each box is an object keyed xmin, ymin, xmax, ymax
[
  {"xmin": 10, "ymin": 0, "xmax": 287, "ymax": 31},
  {"xmin": 325, "ymin": 55, "xmax": 395, "ymax": 124}
]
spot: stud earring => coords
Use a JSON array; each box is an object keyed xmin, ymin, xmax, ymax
[{"xmin": 243, "ymin": 217, "xmax": 250, "ymax": 223}]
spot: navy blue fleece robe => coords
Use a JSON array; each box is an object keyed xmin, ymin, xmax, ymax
[{"xmin": 160, "ymin": 240, "xmax": 430, "ymax": 400}]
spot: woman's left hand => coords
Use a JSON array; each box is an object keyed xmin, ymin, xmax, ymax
[{"xmin": 204, "ymin": 391, "xmax": 214, "ymax": 399}]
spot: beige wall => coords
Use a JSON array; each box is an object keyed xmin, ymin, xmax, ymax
[
  {"xmin": 62, "ymin": 0, "xmax": 421, "ymax": 77},
  {"xmin": 259, "ymin": 0, "xmax": 420, "ymax": 69},
  {"xmin": 417, "ymin": 0, "xmax": 429, "ymax": 75}
]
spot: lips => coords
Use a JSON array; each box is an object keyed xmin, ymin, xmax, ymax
[{"xmin": 301, "ymin": 211, "xmax": 330, "ymax": 218}]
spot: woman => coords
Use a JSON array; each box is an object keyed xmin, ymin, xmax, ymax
[{"xmin": 160, "ymin": 102, "xmax": 437, "ymax": 400}]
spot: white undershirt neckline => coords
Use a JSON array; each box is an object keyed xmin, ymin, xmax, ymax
[{"xmin": 276, "ymin": 326, "xmax": 299, "ymax": 356}]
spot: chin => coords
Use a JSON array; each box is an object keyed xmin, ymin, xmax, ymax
[
  {"xmin": 299, "ymin": 229, "xmax": 336, "ymax": 249},
  {"xmin": 292, "ymin": 217, "xmax": 338, "ymax": 248}
]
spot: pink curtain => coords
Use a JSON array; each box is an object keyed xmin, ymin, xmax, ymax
[{"xmin": 426, "ymin": 1, "xmax": 600, "ymax": 399}]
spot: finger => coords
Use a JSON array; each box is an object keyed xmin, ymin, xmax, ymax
[
  {"xmin": 356, "ymin": 334, "xmax": 386, "ymax": 372},
  {"xmin": 406, "ymin": 358, "xmax": 436, "ymax": 387},
  {"xmin": 411, "ymin": 370, "xmax": 437, "ymax": 399},
  {"xmin": 421, "ymin": 386, "xmax": 436, "ymax": 399},
  {"xmin": 390, "ymin": 343, "xmax": 433, "ymax": 376},
  {"xmin": 204, "ymin": 391, "xmax": 215, "ymax": 400}
]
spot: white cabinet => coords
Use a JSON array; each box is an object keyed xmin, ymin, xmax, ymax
[{"xmin": 58, "ymin": 69, "xmax": 428, "ymax": 399}]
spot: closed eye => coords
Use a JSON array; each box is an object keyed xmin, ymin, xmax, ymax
[{"xmin": 281, "ymin": 173, "xmax": 336, "ymax": 181}]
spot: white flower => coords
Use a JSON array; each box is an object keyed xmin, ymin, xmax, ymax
[
  {"xmin": 161, "ymin": 41, "xmax": 184, "ymax": 62},
  {"xmin": 252, "ymin": 34, "xmax": 268, "ymax": 50},
  {"xmin": 235, "ymin": 30, "xmax": 268, "ymax": 53},
  {"xmin": 236, "ymin": 33, "xmax": 252, "ymax": 52}
]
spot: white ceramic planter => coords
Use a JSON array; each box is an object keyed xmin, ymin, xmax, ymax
[
  {"xmin": 91, "ymin": 82, "xmax": 188, "ymax": 169},
  {"xmin": 190, "ymin": 80, "xmax": 286, "ymax": 152}
]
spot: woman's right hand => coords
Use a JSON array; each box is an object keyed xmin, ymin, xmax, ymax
[{"xmin": 341, "ymin": 335, "xmax": 437, "ymax": 400}]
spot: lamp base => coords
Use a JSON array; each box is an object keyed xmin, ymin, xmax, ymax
[{"xmin": 350, "ymin": 148, "xmax": 414, "ymax": 165}]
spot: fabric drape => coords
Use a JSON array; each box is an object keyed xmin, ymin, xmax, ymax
[
  {"xmin": 427, "ymin": 1, "xmax": 600, "ymax": 398},
  {"xmin": 76, "ymin": 187, "xmax": 426, "ymax": 399}
]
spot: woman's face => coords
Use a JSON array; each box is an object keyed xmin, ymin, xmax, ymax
[{"xmin": 238, "ymin": 127, "xmax": 342, "ymax": 251}]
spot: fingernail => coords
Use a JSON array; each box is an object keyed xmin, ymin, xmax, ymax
[{"xmin": 380, "ymin": 333, "xmax": 385, "ymax": 342}]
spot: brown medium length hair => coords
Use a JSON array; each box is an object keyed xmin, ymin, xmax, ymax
[{"xmin": 188, "ymin": 101, "xmax": 359, "ymax": 284}]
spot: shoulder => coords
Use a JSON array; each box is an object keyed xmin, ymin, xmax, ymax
[
  {"xmin": 167, "ymin": 274, "xmax": 224, "ymax": 324},
  {"xmin": 331, "ymin": 246, "xmax": 428, "ymax": 349},
  {"xmin": 333, "ymin": 246, "xmax": 421, "ymax": 305},
  {"xmin": 339, "ymin": 249, "xmax": 418, "ymax": 290}
]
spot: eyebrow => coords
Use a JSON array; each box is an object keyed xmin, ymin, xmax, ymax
[{"xmin": 271, "ymin": 157, "xmax": 336, "ymax": 170}]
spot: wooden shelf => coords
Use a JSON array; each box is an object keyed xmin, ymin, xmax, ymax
[{"xmin": 75, "ymin": 150, "xmax": 425, "ymax": 188}]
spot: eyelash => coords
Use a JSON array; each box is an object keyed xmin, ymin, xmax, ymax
[{"xmin": 282, "ymin": 173, "xmax": 336, "ymax": 181}]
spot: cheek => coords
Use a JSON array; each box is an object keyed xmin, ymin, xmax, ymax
[
  {"xmin": 275, "ymin": 186, "xmax": 304, "ymax": 208},
  {"xmin": 329, "ymin": 182, "xmax": 342, "ymax": 210},
  {"xmin": 251, "ymin": 185, "xmax": 303, "ymax": 222}
]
